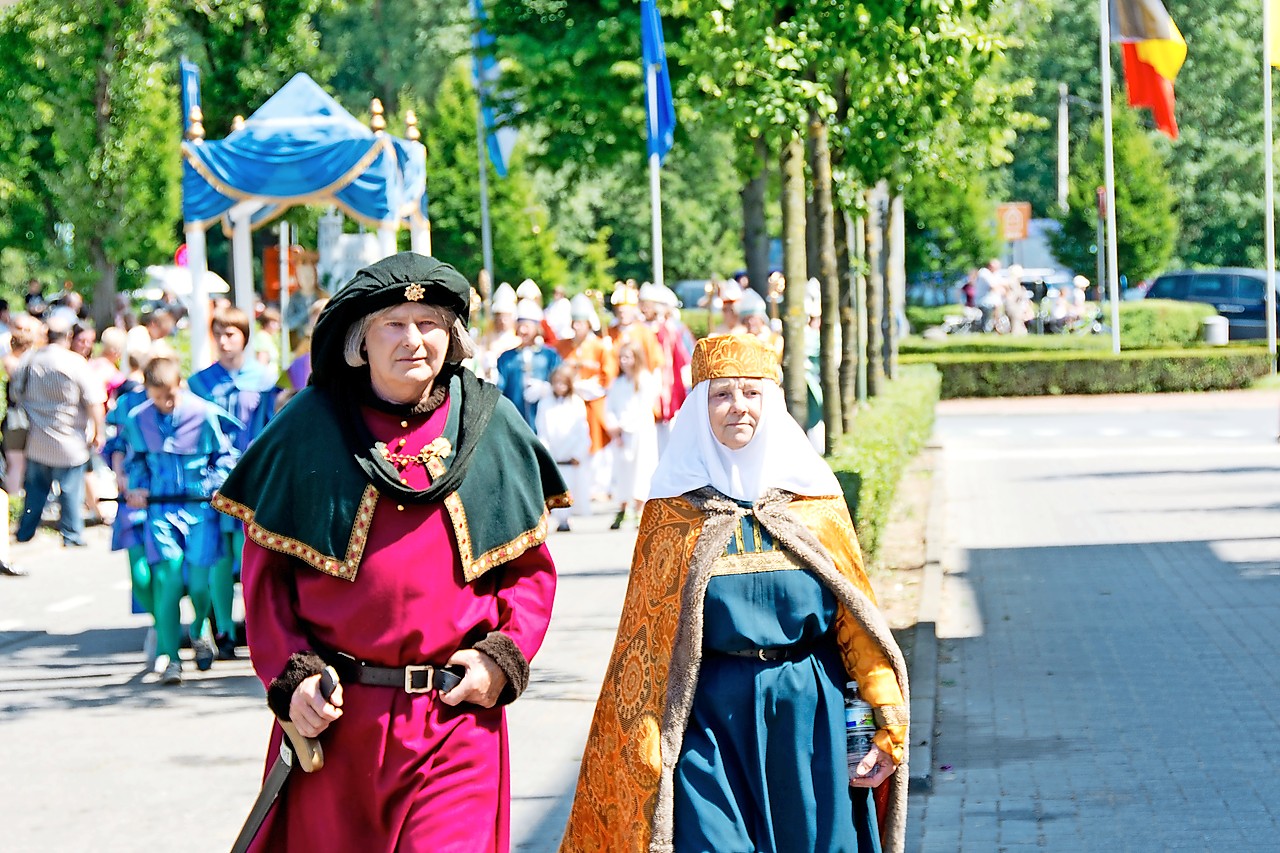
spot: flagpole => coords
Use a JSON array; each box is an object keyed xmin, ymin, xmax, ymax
[
  {"xmin": 1100, "ymin": 0, "xmax": 1122, "ymax": 354},
  {"xmin": 1265, "ymin": 0, "xmax": 1278, "ymax": 371},
  {"xmin": 475, "ymin": 100, "xmax": 496, "ymax": 293},
  {"xmin": 647, "ymin": 61, "xmax": 665, "ymax": 289}
]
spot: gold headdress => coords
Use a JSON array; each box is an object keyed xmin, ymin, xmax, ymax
[{"xmin": 690, "ymin": 334, "xmax": 782, "ymax": 386}]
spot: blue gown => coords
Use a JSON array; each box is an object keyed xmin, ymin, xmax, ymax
[
  {"xmin": 495, "ymin": 345, "xmax": 562, "ymax": 428},
  {"xmin": 673, "ymin": 517, "xmax": 882, "ymax": 853},
  {"xmin": 187, "ymin": 361, "xmax": 279, "ymax": 541},
  {"xmin": 121, "ymin": 395, "xmax": 238, "ymax": 567}
]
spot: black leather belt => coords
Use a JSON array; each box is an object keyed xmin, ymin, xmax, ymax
[
  {"xmin": 709, "ymin": 638, "xmax": 822, "ymax": 662},
  {"xmin": 330, "ymin": 654, "xmax": 461, "ymax": 694}
]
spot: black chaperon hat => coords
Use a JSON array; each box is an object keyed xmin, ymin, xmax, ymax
[{"xmin": 310, "ymin": 251, "xmax": 471, "ymax": 391}]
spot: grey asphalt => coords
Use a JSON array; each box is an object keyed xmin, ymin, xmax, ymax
[
  {"xmin": 909, "ymin": 390, "xmax": 1280, "ymax": 851},
  {"xmin": 0, "ymin": 503, "xmax": 635, "ymax": 852},
  {"xmin": 5, "ymin": 389, "xmax": 1277, "ymax": 852}
]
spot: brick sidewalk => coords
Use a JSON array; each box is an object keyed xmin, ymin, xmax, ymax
[{"xmin": 909, "ymin": 411, "xmax": 1280, "ymax": 851}]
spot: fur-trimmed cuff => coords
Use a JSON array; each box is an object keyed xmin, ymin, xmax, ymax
[
  {"xmin": 266, "ymin": 651, "xmax": 327, "ymax": 721},
  {"xmin": 473, "ymin": 631, "xmax": 529, "ymax": 706}
]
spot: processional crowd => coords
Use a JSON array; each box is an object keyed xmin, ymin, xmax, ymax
[{"xmin": 2, "ymin": 253, "xmax": 909, "ymax": 853}]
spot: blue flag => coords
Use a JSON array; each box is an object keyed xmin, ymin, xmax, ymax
[
  {"xmin": 471, "ymin": 0, "xmax": 518, "ymax": 178},
  {"xmin": 641, "ymin": 0, "xmax": 676, "ymax": 163},
  {"xmin": 180, "ymin": 56, "xmax": 201, "ymax": 138}
]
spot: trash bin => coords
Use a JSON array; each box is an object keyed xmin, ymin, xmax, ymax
[{"xmin": 1202, "ymin": 315, "xmax": 1229, "ymax": 346}]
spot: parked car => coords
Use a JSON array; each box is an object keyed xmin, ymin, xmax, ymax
[
  {"xmin": 1144, "ymin": 268, "xmax": 1279, "ymax": 340},
  {"xmin": 672, "ymin": 279, "xmax": 713, "ymax": 309}
]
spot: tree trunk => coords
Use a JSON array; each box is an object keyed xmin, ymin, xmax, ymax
[
  {"xmin": 837, "ymin": 209, "xmax": 858, "ymax": 430},
  {"xmin": 741, "ymin": 137, "xmax": 770, "ymax": 301},
  {"xmin": 885, "ymin": 191, "xmax": 906, "ymax": 381},
  {"xmin": 805, "ymin": 128, "xmax": 820, "ymax": 282},
  {"xmin": 779, "ymin": 133, "xmax": 809, "ymax": 418},
  {"xmin": 854, "ymin": 213, "xmax": 868, "ymax": 407},
  {"xmin": 808, "ymin": 117, "xmax": 842, "ymax": 452},
  {"xmin": 865, "ymin": 184, "xmax": 886, "ymax": 398},
  {"xmin": 89, "ymin": 240, "xmax": 117, "ymax": 332}
]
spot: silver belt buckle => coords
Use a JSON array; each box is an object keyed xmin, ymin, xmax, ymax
[
  {"xmin": 404, "ymin": 664, "xmax": 435, "ymax": 693},
  {"xmin": 757, "ymin": 649, "xmax": 770, "ymax": 661}
]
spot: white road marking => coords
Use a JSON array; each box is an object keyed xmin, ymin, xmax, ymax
[
  {"xmin": 1148, "ymin": 429, "xmax": 1184, "ymax": 438},
  {"xmin": 1210, "ymin": 429, "xmax": 1251, "ymax": 439},
  {"xmin": 1031, "ymin": 429, "xmax": 1063, "ymax": 437},
  {"xmin": 973, "ymin": 428, "xmax": 1011, "ymax": 438},
  {"xmin": 947, "ymin": 444, "xmax": 1280, "ymax": 461},
  {"xmin": 1099, "ymin": 427, "xmax": 1128, "ymax": 437},
  {"xmin": 46, "ymin": 595, "xmax": 94, "ymax": 613}
]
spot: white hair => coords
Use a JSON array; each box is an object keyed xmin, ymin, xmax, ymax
[{"xmin": 343, "ymin": 304, "xmax": 476, "ymax": 367}]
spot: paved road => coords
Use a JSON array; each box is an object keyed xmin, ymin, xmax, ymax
[
  {"xmin": 0, "ymin": 505, "xmax": 634, "ymax": 852},
  {"xmin": 910, "ymin": 391, "xmax": 1280, "ymax": 851}
]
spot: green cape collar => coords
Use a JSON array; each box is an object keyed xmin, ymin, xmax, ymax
[{"xmin": 213, "ymin": 373, "xmax": 569, "ymax": 582}]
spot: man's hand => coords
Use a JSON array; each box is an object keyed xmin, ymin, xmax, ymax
[
  {"xmin": 289, "ymin": 670, "xmax": 344, "ymax": 738},
  {"xmin": 850, "ymin": 744, "xmax": 896, "ymax": 788},
  {"xmin": 439, "ymin": 648, "xmax": 508, "ymax": 709}
]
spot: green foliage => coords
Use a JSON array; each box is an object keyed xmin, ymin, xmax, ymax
[
  {"xmin": 905, "ymin": 305, "xmax": 961, "ymax": 333},
  {"xmin": 172, "ymin": 1, "xmax": 336, "ymax": 137},
  {"xmin": 539, "ymin": 123, "xmax": 743, "ymax": 284},
  {"xmin": 0, "ymin": 1, "xmax": 181, "ymax": 305},
  {"xmin": 1050, "ymin": 109, "xmax": 1178, "ymax": 283},
  {"xmin": 901, "ymin": 333, "xmax": 1110, "ymax": 354},
  {"xmin": 316, "ymin": 0, "xmax": 466, "ymax": 115},
  {"xmin": 1013, "ymin": 0, "xmax": 1273, "ymax": 270},
  {"xmin": 1116, "ymin": 299, "xmax": 1218, "ymax": 349},
  {"xmin": 425, "ymin": 61, "xmax": 568, "ymax": 286},
  {"xmin": 904, "ymin": 348, "xmax": 1272, "ymax": 398},
  {"xmin": 906, "ymin": 300, "xmax": 1216, "ymax": 351},
  {"xmin": 485, "ymin": 0, "xmax": 653, "ymax": 174},
  {"xmin": 904, "ymin": 167, "xmax": 1003, "ymax": 277},
  {"xmin": 827, "ymin": 364, "xmax": 942, "ymax": 564}
]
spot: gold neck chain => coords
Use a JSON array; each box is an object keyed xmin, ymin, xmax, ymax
[{"xmin": 380, "ymin": 436, "xmax": 453, "ymax": 472}]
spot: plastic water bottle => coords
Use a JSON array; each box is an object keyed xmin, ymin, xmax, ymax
[{"xmin": 845, "ymin": 681, "xmax": 876, "ymax": 776}]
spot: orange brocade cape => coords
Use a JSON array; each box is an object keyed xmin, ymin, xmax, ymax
[{"xmin": 559, "ymin": 490, "xmax": 909, "ymax": 853}]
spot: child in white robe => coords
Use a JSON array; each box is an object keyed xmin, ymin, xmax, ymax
[{"xmin": 536, "ymin": 366, "xmax": 592, "ymax": 532}]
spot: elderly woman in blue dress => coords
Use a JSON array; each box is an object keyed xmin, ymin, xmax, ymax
[{"xmin": 560, "ymin": 333, "xmax": 910, "ymax": 853}]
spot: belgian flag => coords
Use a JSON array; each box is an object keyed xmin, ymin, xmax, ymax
[{"xmin": 1111, "ymin": 0, "xmax": 1187, "ymax": 139}]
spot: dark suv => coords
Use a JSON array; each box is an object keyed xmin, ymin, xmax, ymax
[{"xmin": 1145, "ymin": 268, "xmax": 1279, "ymax": 340}]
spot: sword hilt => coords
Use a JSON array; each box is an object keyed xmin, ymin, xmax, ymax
[{"xmin": 279, "ymin": 666, "xmax": 339, "ymax": 774}]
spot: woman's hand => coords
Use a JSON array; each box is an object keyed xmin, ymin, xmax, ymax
[
  {"xmin": 439, "ymin": 648, "xmax": 508, "ymax": 709},
  {"xmin": 289, "ymin": 671, "xmax": 344, "ymax": 737},
  {"xmin": 850, "ymin": 744, "xmax": 896, "ymax": 788}
]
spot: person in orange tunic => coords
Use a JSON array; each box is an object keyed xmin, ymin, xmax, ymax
[
  {"xmin": 559, "ymin": 334, "xmax": 909, "ymax": 853},
  {"xmin": 556, "ymin": 294, "xmax": 617, "ymax": 459},
  {"xmin": 607, "ymin": 284, "xmax": 664, "ymax": 392}
]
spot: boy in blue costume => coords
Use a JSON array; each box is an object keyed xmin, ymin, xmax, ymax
[
  {"xmin": 123, "ymin": 357, "xmax": 239, "ymax": 685},
  {"xmin": 187, "ymin": 306, "xmax": 280, "ymax": 661}
]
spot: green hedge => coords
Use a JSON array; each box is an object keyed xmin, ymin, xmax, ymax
[
  {"xmin": 902, "ymin": 347, "xmax": 1272, "ymax": 399},
  {"xmin": 901, "ymin": 334, "xmax": 1108, "ymax": 355},
  {"xmin": 1116, "ymin": 299, "xmax": 1218, "ymax": 348},
  {"xmin": 828, "ymin": 364, "xmax": 941, "ymax": 564},
  {"xmin": 906, "ymin": 304, "xmax": 962, "ymax": 332}
]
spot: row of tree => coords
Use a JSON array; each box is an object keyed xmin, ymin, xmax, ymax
[{"xmin": 484, "ymin": 0, "xmax": 1033, "ymax": 444}]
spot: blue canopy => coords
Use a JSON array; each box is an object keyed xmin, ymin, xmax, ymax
[{"xmin": 182, "ymin": 73, "xmax": 427, "ymax": 231}]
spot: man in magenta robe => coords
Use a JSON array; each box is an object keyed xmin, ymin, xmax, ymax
[{"xmin": 216, "ymin": 253, "xmax": 567, "ymax": 852}]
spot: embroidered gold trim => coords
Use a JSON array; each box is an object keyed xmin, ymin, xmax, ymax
[
  {"xmin": 211, "ymin": 487, "xmax": 379, "ymax": 582},
  {"xmin": 874, "ymin": 704, "xmax": 910, "ymax": 728},
  {"xmin": 546, "ymin": 491, "xmax": 572, "ymax": 510},
  {"xmin": 469, "ymin": 512, "xmax": 549, "ymax": 580},
  {"xmin": 710, "ymin": 550, "xmax": 804, "ymax": 577}
]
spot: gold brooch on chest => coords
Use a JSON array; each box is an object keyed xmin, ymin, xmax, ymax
[{"xmin": 380, "ymin": 435, "xmax": 452, "ymax": 474}]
